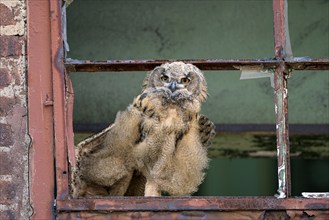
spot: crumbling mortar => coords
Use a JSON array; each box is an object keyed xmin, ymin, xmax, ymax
[
  {"xmin": 0, "ymin": 0, "xmax": 26, "ymax": 36},
  {"xmin": 24, "ymin": 133, "xmax": 34, "ymax": 218},
  {"xmin": 0, "ymin": 117, "xmax": 7, "ymax": 124},
  {"xmin": 0, "ymin": 57, "xmax": 27, "ymax": 107}
]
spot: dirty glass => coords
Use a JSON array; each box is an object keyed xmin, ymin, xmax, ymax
[
  {"xmin": 66, "ymin": 0, "xmax": 329, "ymax": 198},
  {"xmin": 288, "ymin": 0, "xmax": 329, "ymax": 58},
  {"xmin": 66, "ymin": 0, "xmax": 274, "ymax": 60},
  {"xmin": 288, "ymin": 70, "xmax": 329, "ymax": 196}
]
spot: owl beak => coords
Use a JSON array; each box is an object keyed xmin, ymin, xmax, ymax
[{"xmin": 168, "ymin": 81, "xmax": 177, "ymax": 92}]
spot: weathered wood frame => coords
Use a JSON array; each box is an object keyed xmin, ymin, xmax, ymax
[{"xmin": 27, "ymin": 0, "xmax": 329, "ymax": 219}]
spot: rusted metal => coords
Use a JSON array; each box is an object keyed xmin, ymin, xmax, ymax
[
  {"xmin": 57, "ymin": 211, "xmax": 267, "ymax": 220},
  {"xmin": 273, "ymin": 0, "xmax": 291, "ymax": 198},
  {"xmin": 64, "ymin": 58, "xmax": 329, "ymax": 72},
  {"xmin": 65, "ymin": 73, "xmax": 76, "ymax": 171},
  {"xmin": 27, "ymin": 0, "xmax": 55, "ymax": 219},
  {"xmin": 50, "ymin": 0, "xmax": 70, "ymax": 203},
  {"xmin": 286, "ymin": 59, "xmax": 329, "ymax": 70},
  {"xmin": 56, "ymin": 197, "xmax": 329, "ymax": 212},
  {"xmin": 273, "ymin": 0, "xmax": 287, "ymax": 59},
  {"xmin": 273, "ymin": 63, "xmax": 291, "ymax": 198},
  {"xmin": 58, "ymin": 210, "xmax": 329, "ymax": 220},
  {"xmin": 64, "ymin": 58, "xmax": 279, "ymax": 72}
]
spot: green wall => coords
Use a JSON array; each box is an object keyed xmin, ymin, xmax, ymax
[
  {"xmin": 67, "ymin": 0, "xmax": 328, "ymax": 125},
  {"xmin": 66, "ymin": 0, "xmax": 329, "ymax": 196}
]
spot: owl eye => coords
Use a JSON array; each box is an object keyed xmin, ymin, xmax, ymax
[
  {"xmin": 180, "ymin": 77, "xmax": 190, "ymax": 84},
  {"xmin": 160, "ymin": 75, "xmax": 169, "ymax": 82}
]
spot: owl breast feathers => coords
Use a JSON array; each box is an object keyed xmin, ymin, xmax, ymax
[{"xmin": 72, "ymin": 62, "xmax": 216, "ymax": 197}]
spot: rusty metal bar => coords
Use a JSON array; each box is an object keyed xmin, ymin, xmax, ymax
[
  {"xmin": 50, "ymin": 0, "xmax": 70, "ymax": 202},
  {"xmin": 65, "ymin": 73, "xmax": 76, "ymax": 171},
  {"xmin": 286, "ymin": 59, "xmax": 329, "ymax": 70},
  {"xmin": 64, "ymin": 58, "xmax": 329, "ymax": 72},
  {"xmin": 27, "ymin": 1, "xmax": 56, "ymax": 219},
  {"xmin": 57, "ymin": 210, "xmax": 329, "ymax": 219},
  {"xmin": 56, "ymin": 197, "xmax": 329, "ymax": 212},
  {"xmin": 273, "ymin": 0, "xmax": 291, "ymax": 198},
  {"xmin": 64, "ymin": 58, "xmax": 278, "ymax": 72},
  {"xmin": 273, "ymin": 63, "xmax": 291, "ymax": 198}
]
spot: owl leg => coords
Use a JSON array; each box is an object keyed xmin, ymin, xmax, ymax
[
  {"xmin": 159, "ymin": 122, "xmax": 209, "ymax": 196},
  {"xmin": 124, "ymin": 170, "xmax": 146, "ymax": 196},
  {"xmin": 71, "ymin": 172, "xmax": 109, "ymax": 198},
  {"xmin": 107, "ymin": 172, "xmax": 134, "ymax": 196},
  {"xmin": 78, "ymin": 182, "xmax": 109, "ymax": 197},
  {"xmin": 149, "ymin": 133, "xmax": 176, "ymax": 179}
]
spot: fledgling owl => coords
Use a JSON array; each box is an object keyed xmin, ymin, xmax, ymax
[{"xmin": 72, "ymin": 62, "xmax": 216, "ymax": 197}]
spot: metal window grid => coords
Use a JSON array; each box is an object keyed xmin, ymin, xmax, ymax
[{"xmin": 45, "ymin": 0, "xmax": 329, "ymax": 215}]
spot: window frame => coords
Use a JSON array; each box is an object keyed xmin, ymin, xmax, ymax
[{"xmin": 31, "ymin": 0, "xmax": 329, "ymax": 216}]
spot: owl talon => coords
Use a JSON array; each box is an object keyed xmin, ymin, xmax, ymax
[
  {"xmin": 133, "ymin": 95, "xmax": 143, "ymax": 109},
  {"xmin": 133, "ymin": 92, "xmax": 159, "ymax": 118},
  {"xmin": 198, "ymin": 115, "xmax": 216, "ymax": 147},
  {"xmin": 143, "ymin": 107, "xmax": 155, "ymax": 118}
]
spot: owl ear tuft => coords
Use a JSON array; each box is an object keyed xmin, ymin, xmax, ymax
[{"xmin": 152, "ymin": 66, "xmax": 166, "ymax": 74}]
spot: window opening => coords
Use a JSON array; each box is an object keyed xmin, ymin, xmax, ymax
[
  {"xmin": 51, "ymin": 0, "xmax": 329, "ymax": 214},
  {"xmin": 288, "ymin": 70, "xmax": 329, "ymax": 196}
]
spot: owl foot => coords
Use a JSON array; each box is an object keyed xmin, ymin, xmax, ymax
[
  {"xmin": 144, "ymin": 180, "xmax": 161, "ymax": 196},
  {"xmin": 198, "ymin": 115, "xmax": 216, "ymax": 147},
  {"xmin": 133, "ymin": 93, "xmax": 157, "ymax": 118}
]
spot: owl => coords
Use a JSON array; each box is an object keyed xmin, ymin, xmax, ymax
[{"xmin": 72, "ymin": 62, "xmax": 216, "ymax": 197}]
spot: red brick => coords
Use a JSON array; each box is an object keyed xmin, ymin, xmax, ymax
[
  {"xmin": 0, "ymin": 36, "xmax": 23, "ymax": 57},
  {"xmin": 0, "ymin": 68, "xmax": 12, "ymax": 89},
  {"xmin": 0, "ymin": 152, "xmax": 15, "ymax": 175},
  {"xmin": 0, "ymin": 123, "xmax": 13, "ymax": 146},
  {"xmin": 0, "ymin": 96, "xmax": 16, "ymax": 116},
  {"xmin": 0, "ymin": 179, "xmax": 17, "ymax": 201},
  {"xmin": 0, "ymin": 210, "xmax": 16, "ymax": 220},
  {"xmin": 0, "ymin": 3, "xmax": 16, "ymax": 26}
]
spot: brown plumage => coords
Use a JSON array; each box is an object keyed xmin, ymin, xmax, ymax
[{"xmin": 72, "ymin": 62, "xmax": 216, "ymax": 197}]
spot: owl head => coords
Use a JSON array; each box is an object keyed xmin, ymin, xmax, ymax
[{"xmin": 142, "ymin": 62, "xmax": 208, "ymax": 103}]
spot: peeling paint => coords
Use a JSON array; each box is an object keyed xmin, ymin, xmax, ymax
[
  {"xmin": 276, "ymin": 164, "xmax": 286, "ymax": 198},
  {"xmin": 273, "ymin": 0, "xmax": 292, "ymax": 198},
  {"xmin": 302, "ymin": 192, "xmax": 329, "ymax": 198}
]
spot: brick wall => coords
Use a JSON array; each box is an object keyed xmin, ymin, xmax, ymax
[{"xmin": 0, "ymin": 0, "xmax": 32, "ymax": 219}]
